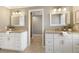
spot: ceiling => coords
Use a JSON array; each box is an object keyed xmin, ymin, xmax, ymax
[{"xmin": 5, "ymin": 6, "xmax": 32, "ymax": 9}]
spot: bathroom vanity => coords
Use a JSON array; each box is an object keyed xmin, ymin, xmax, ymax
[
  {"xmin": 45, "ymin": 30, "xmax": 79, "ymax": 53},
  {"xmin": 0, "ymin": 30, "xmax": 27, "ymax": 51}
]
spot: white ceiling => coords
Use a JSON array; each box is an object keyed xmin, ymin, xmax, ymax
[{"xmin": 5, "ymin": 6, "xmax": 32, "ymax": 9}]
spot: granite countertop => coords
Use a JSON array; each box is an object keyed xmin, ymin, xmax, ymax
[
  {"xmin": 0, "ymin": 29, "xmax": 27, "ymax": 33},
  {"xmin": 45, "ymin": 29, "xmax": 79, "ymax": 33}
]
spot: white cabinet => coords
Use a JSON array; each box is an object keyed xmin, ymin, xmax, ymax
[
  {"xmin": 53, "ymin": 33, "xmax": 64, "ymax": 53},
  {"xmin": 45, "ymin": 32, "xmax": 73, "ymax": 53},
  {"xmin": 55, "ymin": 33, "xmax": 73, "ymax": 53},
  {"xmin": 45, "ymin": 33, "xmax": 54, "ymax": 53},
  {"xmin": 54, "ymin": 38, "xmax": 63, "ymax": 53},
  {"xmin": 0, "ymin": 33, "xmax": 8, "ymax": 49},
  {"xmin": 73, "ymin": 33, "xmax": 79, "ymax": 53},
  {"xmin": 0, "ymin": 37, "xmax": 4, "ymax": 48},
  {"xmin": 0, "ymin": 32, "xmax": 27, "ymax": 51}
]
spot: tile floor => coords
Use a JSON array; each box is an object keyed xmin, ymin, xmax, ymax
[{"xmin": 25, "ymin": 36, "xmax": 45, "ymax": 53}]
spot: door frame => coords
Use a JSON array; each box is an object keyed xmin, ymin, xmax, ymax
[{"xmin": 28, "ymin": 9, "xmax": 44, "ymax": 46}]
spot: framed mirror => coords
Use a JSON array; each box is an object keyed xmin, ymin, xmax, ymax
[
  {"xmin": 11, "ymin": 14, "xmax": 25, "ymax": 26},
  {"xmin": 50, "ymin": 13, "xmax": 66, "ymax": 26}
]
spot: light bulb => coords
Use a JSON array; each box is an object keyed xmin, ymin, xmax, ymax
[
  {"xmin": 58, "ymin": 8, "xmax": 61, "ymax": 12},
  {"xmin": 53, "ymin": 9, "xmax": 57, "ymax": 12},
  {"xmin": 63, "ymin": 8, "xmax": 67, "ymax": 11},
  {"xmin": 15, "ymin": 12, "xmax": 18, "ymax": 14},
  {"xmin": 18, "ymin": 12, "xmax": 21, "ymax": 14}
]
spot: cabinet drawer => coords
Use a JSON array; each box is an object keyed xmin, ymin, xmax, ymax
[
  {"xmin": 45, "ymin": 39, "xmax": 53, "ymax": 46},
  {"xmin": 45, "ymin": 34, "xmax": 53, "ymax": 39},
  {"xmin": 73, "ymin": 39, "xmax": 79, "ymax": 45},
  {"xmin": 0, "ymin": 33, "xmax": 7, "ymax": 37},
  {"xmin": 45, "ymin": 46, "xmax": 53, "ymax": 53},
  {"xmin": 73, "ymin": 33, "xmax": 79, "ymax": 39},
  {"xmin": 10, "ymin": 37, "xmax": 21, "ymax": 40},
  {"xmin": 54, "ymin": 34, "xmax": 64, "ymax": 38},
  {"xmin": 9, "ymin": 33, "xmax": 21, "ymax": 37}
]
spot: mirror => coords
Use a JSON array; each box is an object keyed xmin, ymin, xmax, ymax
[
  {"xmin": 50, "ymin": 13, "xmax": 67, "ymax": 26},
  {"xmin": 11, "ymin": 11, "xmax": 25, "ymax": 26}
]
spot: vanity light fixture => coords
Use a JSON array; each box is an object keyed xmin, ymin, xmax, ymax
[
  {"xmin": 52, "ymin": 7, "xmax": 67, "ymax": 14},
  {"xmin": 12, "ymin": 11, "xmax": 22, "ymax": 15}
]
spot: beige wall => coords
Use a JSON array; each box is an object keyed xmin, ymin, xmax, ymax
[
  {"xmin": 72, "ymin": 6, "xmax": 79, "ymax": 31},
  {"xmin": 73, "ymin": 6, "xmax": 79, "ymax": 24},
  {"xmin": 0, "ymin": 7, "xmax": 10, "ymax": 27}
]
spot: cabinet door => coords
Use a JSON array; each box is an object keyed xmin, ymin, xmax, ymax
[
  {"xmin": 54, "ymin": 38, "xmax": 63, "ymax": 53},
  {"xmin": 73, "ymin": 33, "xmax": 79, "ymax": 53},
  {"xmin": 45, "ymin": 38, "xmax": 53, "ymax": 46},
  {"xmin": 45, "ymin": 38, "xmax": 53, "ymax": 53},
  {"xmin": 0, "ymin": 33, "xmax": 8, "ymax": 49},
  {"xmin": 0, "ymin": 37, "xmax": 3, "ymax": 48},
  {"xmin": 8, "ymin": 37, "xmax": 15, "ymax": 50},
  {"xmin": 45, "ymin": 46, "xmax": 53, "ymax": 53},
  {"xmin": 9, "ymin": 33, "xmax": 21, "ymax": 50},
  {"xmin": 2, "ymin": 37, "xmax": 9, "ymax": 49},
  {"xmin": 73, "ymin": 37, "xmax": 79, "ymax": 53},
  {"xmin": 63, "ymin": 37, "xmax": 72, "ymax": 53}
]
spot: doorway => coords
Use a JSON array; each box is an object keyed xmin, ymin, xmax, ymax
[{"xmin": 28, "ymin": 9, "xmax": 44, "ymax": 47}]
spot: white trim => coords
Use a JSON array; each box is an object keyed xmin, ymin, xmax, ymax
[{"xmin": 28, "ymin": 9, "xmax": 44, "ymax": 46}]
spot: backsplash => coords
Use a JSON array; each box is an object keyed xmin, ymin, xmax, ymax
[
  {"xmin": 46, "ymin": 26, "xmax": 63, "ymax": 31},
  {"xmin": 0, "ymin": 26, "xmax": 27, "ymax": 31}
]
